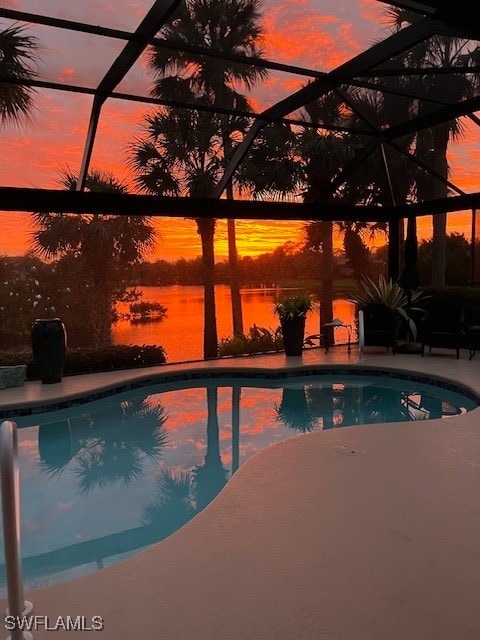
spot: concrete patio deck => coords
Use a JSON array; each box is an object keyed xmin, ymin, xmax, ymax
[{"xmin": 1, "ymin": 346, "xmax": 480, "ymax": 639}]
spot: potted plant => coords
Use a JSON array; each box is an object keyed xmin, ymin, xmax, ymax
[
  {"xmin": 347, "ymin": 275, "xmax": 426, "ymax": 344},
  {"xmin": 274, "ymin": 294, "xmax": 314, "ymax": 356}
]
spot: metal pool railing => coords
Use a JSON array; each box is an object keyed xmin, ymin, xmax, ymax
[
  {"xmin": 0, "ymin": 421, "xmax": 33, "ymax": 640},
  {"xmin": 358, "ymin": 309, "xmax": 365, "ymax": 362}
]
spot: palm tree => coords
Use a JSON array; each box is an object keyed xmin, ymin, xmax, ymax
[
  {"xmin": 31, "ymin": 168, "xmax": 156, "ymax": 346},
  {"xmin": 38, "ymin": 398, "xmax": 169, "ymax": 495},
  {"xmin": 275, "ymin": 386, "xmax": 317, "ymax": 432},
  {"xmin": 129, "ymin": 108, "xmax": 222, "ymax": 358},
  {"xmin": 231, "ymin": 386, "xmax": 241, "ymax": 474},
  {"xmin": 148, "ymin": 0, "xmax": 268, "ymax": 337},
  {"xmin": 238, "ymin": 118, "xmax": 350, "ymax": 336},
  {"xmin": 244, "ymin": 81, "xmax": 388, "ymax": 335},
  {"xmin": 142, "ymin": 387, "xmax": 228, "ymax": 533},
  {"xmin": 300, "ymin": 80, "xmax": 424, "ymax": 332},
  {"xmin": 38, "ymin": 419, "xmax": 78, "ymax": 476},
  {"xmin": 304, "ymin": 218, "xmax": 335, "ymax": 335},
  {"xmin": 0, "ymin": 23, "xmax": 38, "ymax": 126},
  {"xmin": 384, "ymin": 7, "xmax": 480, "ymax": 287},
  {"xmin": 192, "ymin": 386, "xmax": 228, "ymax": 511},
  {"xmin": 243, "ymin": 83, "xmax": 412, "ymax": 344},
  {"xmin": 306, "ymin": 221, "xmax": 387, "ymax": 277},
  {"xmin": 141, "ymin": 468, "xmax": 197, "ymax": 540},
  {"xmin": 72, "ymin": 398, "xmax": 168, "ymax": 496},
  {"xmin": 304, "ymin": 385, "xmax": 336, "ymax": 430}
]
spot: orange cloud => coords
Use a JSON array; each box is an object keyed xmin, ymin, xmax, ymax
[
  {"xmin": 262, "ymin": 4, "xmax": 363, "ymax": 73},
  {"xmin": 18, "ymin": 437, "xmax": 38, "ymax": 452},
  {"xmin": 282, "ymin": 77, "xmax": 306, "ymax": 92},
  {"xmin": 57, "ymin": 67, "xmax": 76, "ymax": 83},
  {"xmin": 359, "ymin": 0, "xmax": 387, "ymax": 25},
  {"xmin": 0, "ymin": 0, "xmax": 476, "ymax": 263}
]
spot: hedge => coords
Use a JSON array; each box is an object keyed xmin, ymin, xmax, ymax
[{"xmin": 0, "ymin": 344, "xmax": 167, "ymax": 380}]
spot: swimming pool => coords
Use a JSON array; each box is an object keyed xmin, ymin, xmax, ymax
[{"xmin": 1, "ymin": 369, "xmax": 478, "ymax": 590}]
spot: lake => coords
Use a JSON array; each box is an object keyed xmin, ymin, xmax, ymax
[{"xmin": 113, "ymin": 285, "xmax": 357, "ymax": 363}]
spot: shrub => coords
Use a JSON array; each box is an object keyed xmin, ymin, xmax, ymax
[
  {"xmin": 417, "ymin": 233, "xmax": 471, "ymax": 286},
  {"xmin": 127, "ymin": 301, "xmax": 167, "ymax": 323},
  {"xmin": 219, "ymin": 325, "xmax": 283, "ymax": 357},
  {"xmin": 420, "ymin": 286, "xmax": 480, "ymax": 310},
  {"xmin": 0, "ymin": 344, "xmax": 167, "ymax": 380}
]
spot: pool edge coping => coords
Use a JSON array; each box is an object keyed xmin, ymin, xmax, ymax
[{"xmin": 1, "ymin": 357, "xmax": 479, "ymax": 418}]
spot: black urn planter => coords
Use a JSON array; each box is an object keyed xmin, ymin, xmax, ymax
[
  {"xmin": 31, "ymin": 318, "xmax": 67, "ymax": 384},
  {"xmin": 280, "ymin": 315, "xmax": 306, "ymax": 357}
]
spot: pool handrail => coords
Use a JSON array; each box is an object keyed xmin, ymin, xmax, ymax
[
  {"xmin": 0, "ymin": 420, "xmax": 33, "ymax": 640},
  {"xmin": 358, "ymin": 309, "xmax": 365, "ymax": 362}
]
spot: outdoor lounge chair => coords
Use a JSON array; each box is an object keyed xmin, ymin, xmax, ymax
[
  {"xmin": 361, "ymin": 303, "xmax": 397, "ymax": 354},
  {"xmin": 420, "ymin": 303, "xmax": 464, "ymax": 359},
  {"xmin": 462, "ymin": 306, "xmax": 480, "ymax": 360}
]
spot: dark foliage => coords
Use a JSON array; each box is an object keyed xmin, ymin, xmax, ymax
[
  {"xmin": 218, "ymin": 325, "xmax": 283, "ymax": 356},
  {"xmin": 419, "ymin": 286, "xmax": 480, "ymax": 314},
  {"xmin": 130, "ymin": 241, "xmax": 373, "ymax": 287},
  {"xmin": 0, "ymin": 344, "xmax": 167, "ymax": 379},
  {"xmin": 417, "ymin": 233, "xmax": 470, "ymax": 286}
]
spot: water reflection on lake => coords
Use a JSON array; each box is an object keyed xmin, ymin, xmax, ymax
[{"xmin": 113, "ymin": 285, "xmax": 357, "ymax": 363}]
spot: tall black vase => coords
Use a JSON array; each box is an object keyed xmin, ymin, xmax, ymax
[
  {"xmin": 280, "ymin": 315, "xmax": 306, "ymax": 357},
  {"xmin": 31, "ymin": 318, "xmax": 67, "ymax": 384}
]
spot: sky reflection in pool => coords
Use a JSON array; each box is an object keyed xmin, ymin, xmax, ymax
[{"xmin": 1, "ymin": 374, "xmax": 477, "ymax": 590}]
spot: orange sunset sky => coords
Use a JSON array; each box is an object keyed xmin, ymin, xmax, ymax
[{"xmin": 0, "ymin": 0, "xmax": 478, "ymax": 262}]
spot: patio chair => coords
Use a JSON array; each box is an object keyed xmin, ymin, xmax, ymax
[
  {"xmin": 361, "ymin": 303, "xmax": 397, "ymax": 354},
  {"xmin": 462, "ymin": 305, "xmax": 480, "ymax": 360},
  {"xmin": 420, "ymin": 303, "xmax": 465, "ymax": 359}
]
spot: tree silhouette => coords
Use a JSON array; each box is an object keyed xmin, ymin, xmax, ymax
[
  {"xmin": 148, "ymin": 0, "xmax": 267, "ymax": 336},
  {"xmin": 141, "ymin": 468, "xmax": 197, "ymax": 541},
  {"xmin": 73, "ymin": 399, "xmax": 168, "ymax": 496},
  {"xmin": 0, "ymin": 24, "xmax": 39, "ymax": 126},
  {"xmin": 275, "ymin": 386, "xmax": 317, "ymax": 433},
  {"xmin": 192, "ymin": 387, "xmax": 228, "ymax": 511},
  {"xmin": 129, "ymin": 108, "xmax": 223, "ymax": 358},
  {"xmin": 38, "ymin": 397, "xmax": 169, "ymax": 496},
  {"xmin": 142, "ymin": 386, "xmax": 228, "ymax": 536},
  {"xmin": 31, "ymin": 168, "xmax": 156, "ymax": 346},
  {"xmin": 384, "ymin": 6, "xmax": 480, "ymax": 287}
]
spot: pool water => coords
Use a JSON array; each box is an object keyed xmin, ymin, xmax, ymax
[{"xmin": 1, "ymin": 373, "xmax": 477, "ymax": 590}]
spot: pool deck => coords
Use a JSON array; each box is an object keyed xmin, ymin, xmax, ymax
[{"xmin": 1, "ymin": 346, "xmax": 480, "ymax": 639}]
